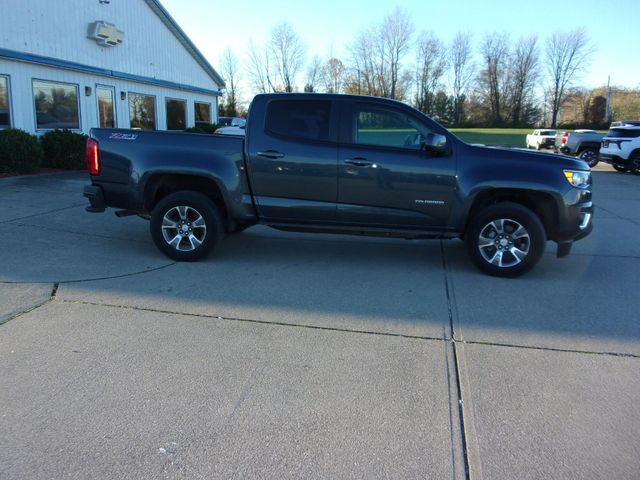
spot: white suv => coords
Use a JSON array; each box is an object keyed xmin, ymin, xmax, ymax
[{"xmin": 599, "ymin": 125, "xmax": 640, "ymax": 174}]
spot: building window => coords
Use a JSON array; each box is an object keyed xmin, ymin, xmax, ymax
[
  {"xmin": 0, "ymin": 75, "xmax": 10, "ymax": 129},
  {"xmin": 32, "ymin": 79, "xmax": 80, "ymax": 130},
  {"xmin": 129, "ymin": 92, "xmax": 156, "ymax": 130},
  {"xmin": 96, "ymin": 86, "xmax": 115, "ymax": 128},
  {"xmin": 194, "ymin": 102, "xmax": 211, "ymax": 125},
  {"xmin": 166, "ymin": 98, "xmax": 186, "ymax": 130}
]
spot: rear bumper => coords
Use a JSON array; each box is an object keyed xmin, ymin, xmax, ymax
[
  {"xmin": 83, "ymin": 184, "xmax": 106, "ymax": 212},
  {"xmin": 599, "ymin": 153, "xmax": 628, "ymax": 167}
]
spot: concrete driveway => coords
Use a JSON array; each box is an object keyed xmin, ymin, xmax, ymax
[{"xmin": 1, "ymin": 167, "xmax": 639, "ymax": 479}]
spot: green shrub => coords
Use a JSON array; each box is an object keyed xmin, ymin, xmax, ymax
[
  {"xmin": 184, "ymin": 123, "xmax": 219, "ymax": 134},
  {"xmin": 0, "ymin": 129, "xmax": 44, "ymax": 175},
  {"xmin": 41, "ymin": 129, "xmax": 88, "ymax": 170}
]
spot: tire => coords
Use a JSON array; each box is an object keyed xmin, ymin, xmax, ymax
[
  {"xmin": 612, "ymin": 164, "xmax": 629, "ymax": 173},
  {"xmin": 150, "ymin": 190, "xmax": 223, "ymax": 261},
  {"xmin": 465, "ymin": 202, "xmax": 546, "ymax": 277},
  {"xmin": 630, "ymin": 154, "xmax": 640, "ymax": 175},
  {"xmin": 578, "ymin": 148, "xmax": 599, "ymax": 168}
]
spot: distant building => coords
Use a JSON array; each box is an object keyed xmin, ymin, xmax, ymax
[{"xmin": 0, "ymin": 0, "xmax": 224, "ymax": 135}]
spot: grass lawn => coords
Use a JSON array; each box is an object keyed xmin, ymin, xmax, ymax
[{"xmin": 450, "ymin": 128, "xmax": 531, "ymax": 148}]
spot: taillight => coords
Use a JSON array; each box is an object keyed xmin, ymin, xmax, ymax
[
  {"xmin": 86, "ymin": 138, "xmax": 100, "ymax": 175},
  {"xmin": 561, "ymin": 132, "xmax": 568, "ymax": 145}
]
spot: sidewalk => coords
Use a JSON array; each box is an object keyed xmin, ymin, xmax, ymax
[{"xmin": 1, "ymin": 171, "xmax": 639, "ymax": 479}]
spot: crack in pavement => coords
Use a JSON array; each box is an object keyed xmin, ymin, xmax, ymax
[
  {"xmin": 43, "ymin": 298, "xmax": 640, "ymax": 359},
  {"xmin": 0, "ymin": 283, "xmax": 58, "ymax": 326},
  {"xmin": 0, "ymin": 262, "xmax": 176, "ymax": 285},
  {"xmin": 441, "ymin": 241, "xmax": 471, "ymax": 480},
  {"xmin": 7, "ymin": 220, "xmax": 152, "ymax": 244},
  {"xmin": 0, "ymin": 203, "xmax": 87, "ymax": 224}
]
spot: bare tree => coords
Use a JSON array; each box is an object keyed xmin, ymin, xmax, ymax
[
  {"xmin": 219, "ymin": 48, "xmax": 241, "ymax": 117},
  {"xmin": 449, "ymin": 31, "xmax": 475, "ymax": 125},
  {"xmin": 269, "ymin": 22, "xmax": 306, "ymax": 92},
  {"xmin": 381, "ymin": 7, "xmax": 414, "ymax": 99},
  {"xmin": 479, "ymin": 32, "xmax": 510, "ymax": 125},
  {"xmin": 305, "ymin": 55, "xmax": 323, "ymax": 92},
  {"xmin": 546, "ymin": 28, "xmax": 594, "ymax": 127},
  {"xmin": 322, "ymin": 57, "xmax": 346, "ymax": 93},
  {"xmin": 247, "ymin": 40, "xmax": 277, "ymax": 94},
  {"xmin": 508, "ymin": 36, "xmax": 539, "ymax": 126},
  {"xmin": 348, "ymin": 8, "xmax": 413, "ymax": 100},
  {"xmin": 414, "ymin": 31, "xmax": 447, "ymax": 114},
  {"xmin": 349, "ymin": 28, "xmax": 379, "ymax": 96}
]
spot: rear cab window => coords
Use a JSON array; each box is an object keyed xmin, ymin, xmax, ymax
[{"xmin": 265, "ymin": 100, "xmax": 331, "ymax": 142}]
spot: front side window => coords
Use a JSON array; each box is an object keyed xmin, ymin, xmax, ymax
[
  {"xmin": 195, "ymin": 102, "xmax": 211, "ymax": 125},
  {"xmin": 129, "ymin": 93, "xmax": 156, "ymax": 130},
  {"xmin": 266, "ymin": 100, "xmax": 331, "ymax": 142},
  {"xmin": 353, "ymin": 106, "xmax": 436, "ymax": 150},
  {"xmin": 32, "ymin": 80, "xmax": 79, "ymax": 130},
  {"xmin": 96, "ymin": 86, "xmax": 115, "ymax": 128},
  {"xmin": 166, "ymin": 98, "xmax": 186, "ymax": 130},
  {"xmin": 0, "ymin": 76, "xmax": 10, "ymax": 128}
]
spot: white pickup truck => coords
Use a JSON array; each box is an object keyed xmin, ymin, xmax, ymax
[{"xmin": 526, "ymin": 129, "xmax": 557, "ymax": 150}]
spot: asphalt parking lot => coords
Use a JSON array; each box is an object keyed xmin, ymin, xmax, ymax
[{"xmin": 1, "ymin": 165, "xmax": 639, "ymax": 479}]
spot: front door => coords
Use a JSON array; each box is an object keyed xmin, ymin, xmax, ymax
[{"xmin": 337, "ymin": 101, "xmax": 456, "ymax": 229}]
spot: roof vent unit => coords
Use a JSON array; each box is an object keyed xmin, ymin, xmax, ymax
[{"xmin": 87, "ymin": 21, "xmax": 124, "ymax": 47}]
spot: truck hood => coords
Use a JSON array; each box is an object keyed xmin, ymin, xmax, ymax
[{"xmin": 464, "ymin": 144, "xmax": 589, "ymax": 171}]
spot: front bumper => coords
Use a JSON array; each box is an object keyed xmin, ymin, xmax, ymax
[
  {"xmin": 83, "ymin": 184, "xmax": 106, "ymax": 212},
  {"xmin": 554, "ymin": 187, "xmax": 593, "ymax": 257}
]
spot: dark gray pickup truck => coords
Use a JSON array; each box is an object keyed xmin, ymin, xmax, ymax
[{"xmin": 84, "ymin": 93, "xmax": 593, "ymax": 276}]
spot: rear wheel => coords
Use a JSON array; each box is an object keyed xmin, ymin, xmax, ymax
[
  {"xmin": 150, "ymin": 191, "xmax": 223, "ymax": 261},
  {"xmin": 612, "ymin": 164, "xmax": 629, "ymax": 173},
  {"xmin": 578, "ymin": 148, "xmax": 599, "ymax": 168},
  {"xmin": 630, "ymin": 154, "xmax": 640, "ymax": 175},
  {"xmin": 465, "ymin": 203, "xmax": 546, "ymax": 277}
]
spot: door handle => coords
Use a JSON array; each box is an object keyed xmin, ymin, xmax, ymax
[
  {"xmin": 257, "ymin": 150, "xmax": 285, "ymax": 159},
  {"xmin": 344, "ymin": 158, "xmax": 374, "ymax": 167}
]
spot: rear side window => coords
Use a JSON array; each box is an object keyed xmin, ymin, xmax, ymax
[
  {"xmin": 607, "ymin": 128, "xmax": 640, "ymax": 138},
  {"xmin": 266, "ymin": 100, "xmax": 331, "ymax": 142}
]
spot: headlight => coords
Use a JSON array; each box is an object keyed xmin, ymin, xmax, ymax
[{"xmin": 563, "ymin": 170, "xmax": 590, "ymax": 188}]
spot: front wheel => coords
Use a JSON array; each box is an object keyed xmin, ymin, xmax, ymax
[
  {"xmin": 150, "ymin": 191, "xmax": 223, "ymax": 261},
  {"xmin": 465, "ymin": 203, "xmax": 546, "ymax": 277},
  {"xmin": 578, "ymin": 148, "xmax": 599, "ymax": 168}
]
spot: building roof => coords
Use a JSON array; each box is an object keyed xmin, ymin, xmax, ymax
[{"xmin": 143, "ymin": 0, "xmax": 225, "ymax": 88}]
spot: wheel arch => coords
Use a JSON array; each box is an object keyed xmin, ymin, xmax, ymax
[
  {"xmin": 464, "ymin": 188, "xmax": 560, "ymax": 241},
  {"xmin": 143, "ymin": 174, "xmax": 230, "ymax": 226},
  {"xmin": 576, "ymin": 142, "xmax": 600, "ymax": 153}
]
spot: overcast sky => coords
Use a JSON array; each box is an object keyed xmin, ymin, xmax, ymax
[{"xmin": 160, "ymin": 0, "xmax": 639, "ymax": 98}]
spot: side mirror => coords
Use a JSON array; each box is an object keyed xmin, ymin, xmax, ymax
[{"xmin": 422, "ymin": 133, "xmax": 448, "ymax": 155}]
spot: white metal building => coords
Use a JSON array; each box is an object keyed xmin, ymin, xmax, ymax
[{"xmin": 0, "ymin": 0, "xmax": 224, "ymax": 135}]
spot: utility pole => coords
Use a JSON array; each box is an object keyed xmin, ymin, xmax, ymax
[{"xmin": 605, "ymin": 75, "xmax": 612, "ymax": 123}]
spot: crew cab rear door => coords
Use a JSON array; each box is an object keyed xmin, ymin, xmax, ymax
[
  {"xmin": 245, "ymin": 98, "xmax": 338, "ymax": 222},
  {"xmin": 336, "ymin": 100, "xmax": 456, "ymax": 228}
]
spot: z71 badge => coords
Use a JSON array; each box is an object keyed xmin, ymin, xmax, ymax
[{"xmin": 109, "ymin": 133, "xmax": 138, "ymax": 140}]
